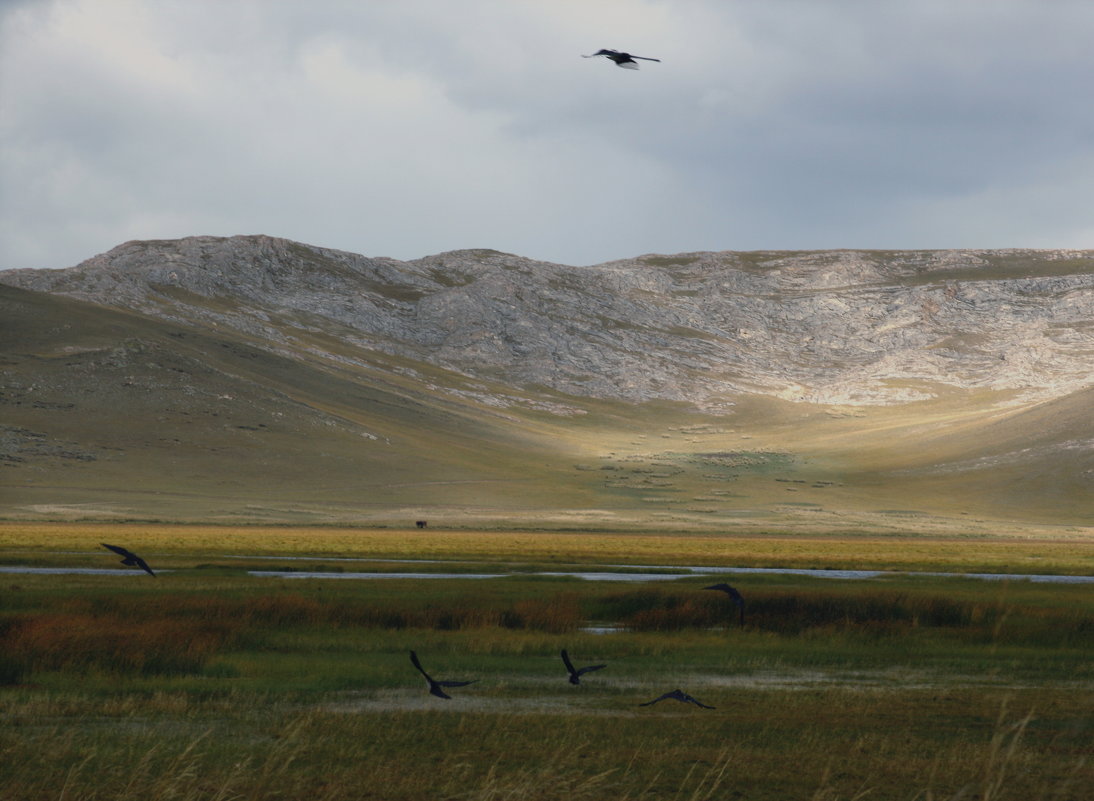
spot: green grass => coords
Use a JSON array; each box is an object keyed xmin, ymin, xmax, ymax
[{"xmin": 3, "ymin": 692, "xmax": 1084, "ymax": 801}]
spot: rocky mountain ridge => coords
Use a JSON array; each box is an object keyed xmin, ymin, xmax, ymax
[{"xmin": 3, "ymin": 236, "xmax": 1093, "ymax": 408}]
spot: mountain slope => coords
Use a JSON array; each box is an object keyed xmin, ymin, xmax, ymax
[
  {"xmin": 1, "ymin": 237, "xmax": 1092, "ymax": 529},
  {"xmin": 0, "ymin": 283, "xmax": 603, "ymax": 523}
]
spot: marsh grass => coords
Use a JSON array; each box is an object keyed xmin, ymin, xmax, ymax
[
  {"xmin": 1, "ymin": 527, "xmax": 1091, "ymax": 799},
  {"xmin": 3, "ymin": 576, "xmax": 1092, "ymax": 688},
  {"xmin": 578, "ymin": 584, "xmax": 1093, "ymax": 652},
  {"xmin": 4, "ymin": 611, "xmax": 235, "ymax": 675}
]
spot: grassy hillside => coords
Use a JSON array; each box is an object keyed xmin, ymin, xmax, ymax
[
  {"xmin": 2, "ymin": 283, "xmax": 1091, "ymax": 532},
  {"xmin": 0, "ymin": 284, "xmax": 601, "ymax": 523}
]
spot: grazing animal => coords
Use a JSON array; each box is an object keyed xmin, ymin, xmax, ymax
[
  {"xmin": 415, "ymin": 520, "xmax": 427, "ymax": 529},
  {"xmin": 639, "ymin": 689, "xmax": 716, "ymax": 709},
  {"xmin": 561, "ymin": 649, "xmax": 606, "ymax": 685},
  {"xmin": 101, "ymin": 543, "xmax": 156, "ymax": 577},
  {"xmin": 409, "ymin": 650, "xmax": 477, "ymax": 700},
  {"xmin": 705, "ymin": 582, "xmax": 745, "ymax": 625},
  {"xmin": 582, "ymin": 48, "xmax": 661, "ymax": 69}
]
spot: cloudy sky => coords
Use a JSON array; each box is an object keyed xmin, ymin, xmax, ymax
[{"xmin": 2, "ymin": 0, "xmax": 1092, "ymax": 270}]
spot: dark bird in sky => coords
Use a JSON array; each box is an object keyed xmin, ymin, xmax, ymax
[
  {"xmin": 561, "ymin": 649, "xmax": 607, "ymax": 685},
  {"xmin": 582, "ymin": 48, "xmax": 661, "ymax": 70},
  {"xmin": 639, "ymin": 689, "xmax": 716, "ymax": 710},
  {"xmin": 705, "ymin": 583, "xmax": 745, "ymax": 625},
  {"xmin": 409, "ymin": 650, "xmax": 477, "ymax": 700},
  {"xmin": 101, "ymin": 543, "xmax": 156, "ymax": 576}
]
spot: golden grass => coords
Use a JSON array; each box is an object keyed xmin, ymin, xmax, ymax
[{"xmin": 2, "ymin": 521, "xmax": 1093, "ymax": 574}]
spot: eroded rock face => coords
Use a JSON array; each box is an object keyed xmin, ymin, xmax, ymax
[{"xmin": 3, "ymin": 236, "xmax": 1092, "ymax": 406}]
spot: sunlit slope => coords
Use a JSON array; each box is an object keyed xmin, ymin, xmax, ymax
[
  {"xmin": 549, "ymin": 390, "xmax": 1093, "ymax": 529},
  {"xmin": 734, "ymin": 388, "xmax": 1094, "ymax": 525},
  {"xmin": 846, "ymin": 386, "xmax": 1094, "ymax": 523}
]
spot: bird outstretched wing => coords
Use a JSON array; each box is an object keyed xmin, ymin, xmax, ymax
[
  {"xmin": 102, "ymin": 543, "xmax": 156, "ymax": 576},
  {"xmin": 704, "ymin": 583, "xmax": 744, "ymax": 606},
  {"xmin": 410, "ymin": 650, "xmax": 476, "ymax": 699},
  {"xmin": 561, "ymin": 649, "xmax": 577, "ymax": 673},
  {"xmin": 640, "ymin": 689, "xmax": 715, "ymax": 709},
  {"xmin": 102, "ymin": 542, "xmax": 132, "ymax": 557},
  {"xmin": 562, "ymin": 649, "xmax": 606, "ymax": 683},
  {"xmin": 582, "ymin": 49, "xmax": 660, "ymax": 69}
]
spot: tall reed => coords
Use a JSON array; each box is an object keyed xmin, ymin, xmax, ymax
[{"xmin": 3, "ymin": 611, "xmax": 238, "ymax": 675}]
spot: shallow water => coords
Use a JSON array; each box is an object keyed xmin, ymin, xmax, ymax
[
  {"xmin": 253, "ymin": 570, "xmax": 507, "ymax": 580},
  {"xmin": 608, "ymin": 564, "xmax": 1094, "ymax": 584},
  {"xmin": 0, "ymin": 566, "xmax": 166, "ymax": 576},
  {"xmin": 1, "ymin": 562, "xmax": 1091, "ymax": 583}
]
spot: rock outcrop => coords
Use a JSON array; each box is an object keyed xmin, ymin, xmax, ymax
[{"xmin": 3, "ymin": 236, "xmax": 1092, "ymax": 407}]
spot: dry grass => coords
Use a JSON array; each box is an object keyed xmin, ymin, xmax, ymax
[
  {"xmin": 4, "ymin": 612, "xmax": 235, "ymax": 675},
  {"xmin": 3, "ymin": 522, "xmax": 1093, "ymax": 574}
]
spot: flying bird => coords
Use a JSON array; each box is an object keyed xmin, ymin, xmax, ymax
[
  {"xmin": 101, "ymin": 543, "xmax": 156, "ymax": 576},
  {"xmin": 639, "ymin": 689, "xmax": 716, "ymax": 710},
  {"xmin": 409, "ymin": 650, "xmax": 478, "ymax": 700},
  {"xmin": 582, "ymin": 48, "xmax": 661, "ymax": 69},
  {"xmin": 561, "ymin": 649, "xmax": 607, "ymax": 685},
  {"xmin": 705, "ymin": 583, "xmax": 745, "ymax": 625}
]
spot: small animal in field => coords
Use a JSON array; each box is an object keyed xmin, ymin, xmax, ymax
[
  {"xmin": 101, "ymin": 543, "xmax": 156, "ymax": 576},
  {"xmin": 639, "ymin": 689, "xmax": 715, "ymax": 709},
  {"xmin": 582, "ymin": 48, "xmax": 661, "ymax": 69},
  {"xmin": 409, "ymin": 650, "xmax": 478, "ymax": 699},
  {"xmin": 561, "ymin": 649, "xmax": 606, "ymax": 685},
  {"xmin": 704, "ymin": 582, "xmax": 745, "ymax": 625}
]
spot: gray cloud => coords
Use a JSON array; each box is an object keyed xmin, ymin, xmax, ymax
[{"xmin": 2, "ymin": 0, "xmax": 1092, "ymax": 270}]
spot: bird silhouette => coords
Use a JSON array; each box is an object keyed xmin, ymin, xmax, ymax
[
  {"xmin": 582, "ymin": 48, "xmax": 661, "ymax": 69},
  {"xmin": 409, "ymin": 650, "xmax": 477, "ymax": 699},
  {"xmin": 101, "ymin": 543, "xmax": 156, "ymax": 576},
  {"xmin": 561, "ymin": 649, "xmax": 606, "ymax": 685},
  {"xmin": 705, "ymin": 583, "xmax": 745, "ymax": 625},
  {"xmin": 639, "ymin": 689, "xmax": 716, "ymax": 709}
]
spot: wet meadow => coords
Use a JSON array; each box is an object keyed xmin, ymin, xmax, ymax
[{"xmin": 1, "ymin": 524, "xmax": 1092, "ymax": 799}]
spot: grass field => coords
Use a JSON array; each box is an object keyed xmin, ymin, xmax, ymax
[
  {"xmin": 1, "ymin": 524, "xmax": 1092, "ymax": 799},
  {"xmin": 3, "ymin": 522, "xmax": 1094, "ymax": 573}
]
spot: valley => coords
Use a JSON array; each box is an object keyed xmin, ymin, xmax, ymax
[{"xmin": 2, "ymin": 238, "xmax": 1092, "ymax": 530}]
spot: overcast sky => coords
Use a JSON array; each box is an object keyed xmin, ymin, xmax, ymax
[{"xmin": 2, "ymin": 0, "xmax": 1092, "ymax": 270}]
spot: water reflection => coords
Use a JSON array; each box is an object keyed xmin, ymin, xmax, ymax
[
  {"xmin": 1, "ymin": 563, "xmax": 1091, "ymax": 584},
  {"xmin": 253, "ymin": 571, "xmax": 506, "ymax": 580},
  {"xmin": 0, "ymin": 567, "xmax": 167, "ymax": 576}
]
